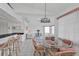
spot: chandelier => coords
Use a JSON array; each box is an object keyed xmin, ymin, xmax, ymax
[{"xmin": 41, "ymin": 3, "xmax": 50, "ymax": 23}]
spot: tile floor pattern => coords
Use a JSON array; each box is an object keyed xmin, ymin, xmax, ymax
[{"xmin": 20, "ymin": 39, "xmax": 79, "ymax": 56}]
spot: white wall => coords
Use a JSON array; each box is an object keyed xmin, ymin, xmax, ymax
[
  {"xmin": 0, "ymin": 19, "xmax": 25, "ymax": 35},
  {"xmin": 26, "ymin": 16, "xmax": 55, "ymax": 36},
  {"xmin": 58, "ymin": 11, "xmax": 79, "ymax": 44},
  {"xmin": 0, "ymin": 21, "xmax": 8, "ymax": 34},
  {"xmin": 0, "ymin": 4, "xmax": 28, "ymax": 34},
  {"xmin": 8, "ymin": 23, "xmax": 24, "ymax": 33}
]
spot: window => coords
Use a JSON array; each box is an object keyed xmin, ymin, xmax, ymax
[
  {"xmin": 44, "ymin": 26, "xmax": 55, "ymax": 35},
  {"xmin": 44, "ymin": 27, "xmax": 50, "ymax": 34},
  {"xmin": 51, "ymin": 26, "xmax": 55, "ymax": 35}
]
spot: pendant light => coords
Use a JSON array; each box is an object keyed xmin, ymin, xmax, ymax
[{"xmin": 41, "ymin": 3, "xmax": 50, "ymax": 23}]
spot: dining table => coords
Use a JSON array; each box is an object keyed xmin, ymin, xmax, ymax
[
  {"xmin": 42, "ymin": 39, "xmax": 75, "ymax": 56},
  {"xmin": 47, "ymin": 47, "xmax": 75, "ymax": 56}
]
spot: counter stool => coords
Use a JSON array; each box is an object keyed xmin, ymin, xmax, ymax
[{"xmin": 0, "ymin": 42, "xmax": 9, "ymax": 56}]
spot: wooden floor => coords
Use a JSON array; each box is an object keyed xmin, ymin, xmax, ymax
[{"xmin": 20, "ymin": 39, "xmax": 33, "ymax": 56}]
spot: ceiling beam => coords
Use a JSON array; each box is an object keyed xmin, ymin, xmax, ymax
[
  {"xmin": 57, "ymin": 7, "xmax": 79, "ymax": 20},
  {"xmin": 7, "ymin": 3, "xmax": 14, "ymax": 9}
]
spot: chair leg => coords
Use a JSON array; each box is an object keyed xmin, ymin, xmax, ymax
[
  {"xmin": 43, "ymin": 52, "xmax": 45, "ymax": 56},
  {"xmin": 38, "ymin": 52, "xmax": 41, "ymax": 56},
  {"xmin": 38, "ymin": 52, "xmax": 45, "ymax": 56},
  {"xmin": 33, "ymin": 50, "xmax": 36, "ymax": 56}
]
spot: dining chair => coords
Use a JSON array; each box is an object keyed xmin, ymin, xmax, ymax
[{"xmin": 32, "ymin": 38, "xmax": 45, "ymax": 56}]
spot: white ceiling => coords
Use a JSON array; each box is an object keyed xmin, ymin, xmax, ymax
[
  {"xmin": 0, "ymin": 8, "xmax": 21, "ymax": 24},
  {"xmin": 10, "ymin": 3, "xmax": 79, "ymax": 29}
]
